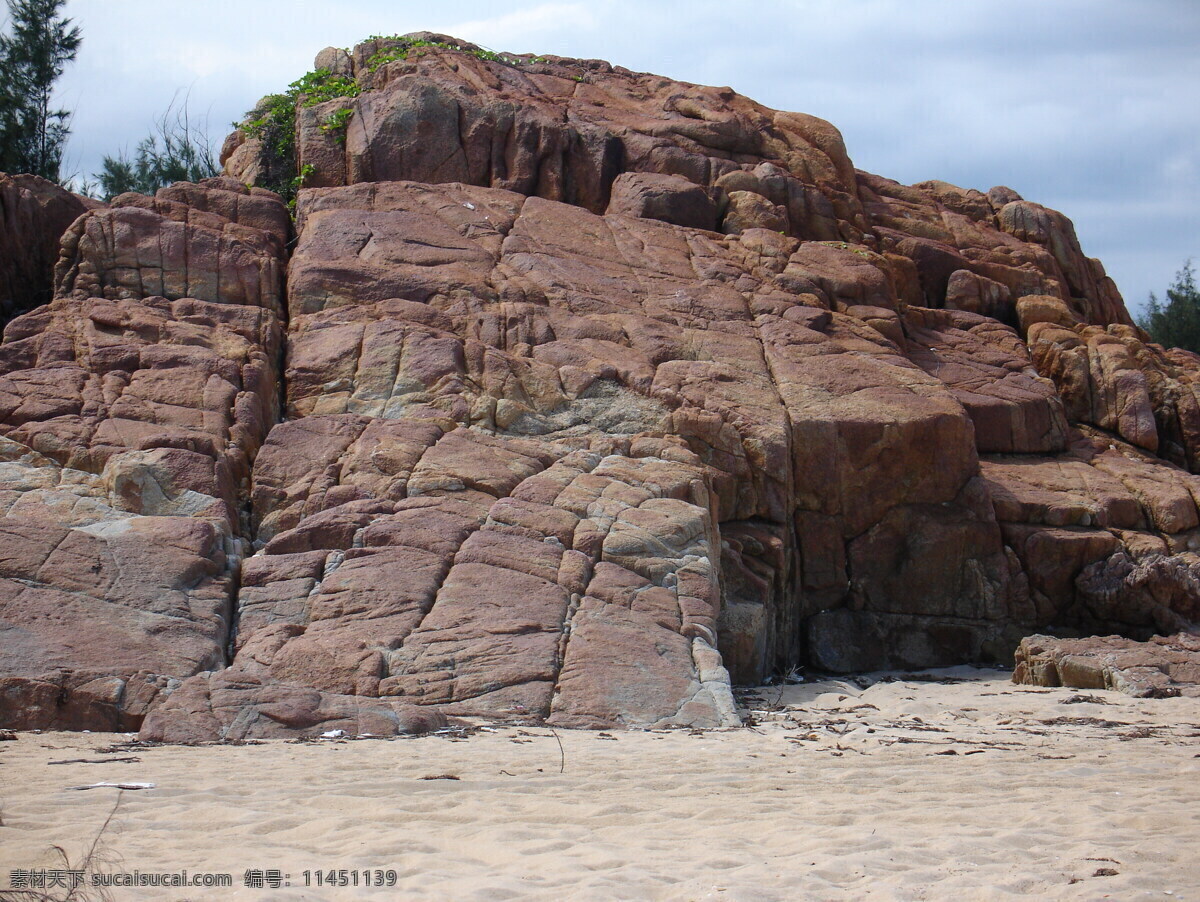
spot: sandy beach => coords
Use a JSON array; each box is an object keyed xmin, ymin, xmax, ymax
[{"xmin": 1, "ymin": 667, "xmax": 1197, "ymax": 901}]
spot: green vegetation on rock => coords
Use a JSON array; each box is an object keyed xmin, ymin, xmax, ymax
[
  {"xmin": 364, "ymin": 36, "xmax": 515, "ymax": 71},
  {"xmin": 319, "ymin": 107, "xmax": 355, "ymax": 142},
  {"xmin": 232, "ymin": 36, "xmax": 550, "ymax": 211},
  {"xmin": 240, "ymin": 67, "xmax": 362, "ymax": 204}
]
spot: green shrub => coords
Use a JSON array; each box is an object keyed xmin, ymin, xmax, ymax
[
  {"xmin": 95, "ymin": 96, "xmax": 218, "ymax": 200},
  {"xmin": 239, "ymin": 67, "xmax": 362, "ymax": 204},
  {"xmin": 363, "ymin": 36, "xmax": 518, "ymax": 72},
  {"xmin": 319, "ymin": 107, "xmax": 355, "ymax": 142},
  {"xmin": 234, "ymin": 37, "xmax": 543, "ymax": 209}
]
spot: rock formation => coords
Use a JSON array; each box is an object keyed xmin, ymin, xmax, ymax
[
  {"xmin": 1013, "ymin": 633, "xmax": 1200, "ymax": 697},
  {"xmin": 1, "ymin": 34, "xmax": 1197, "ymax": 737},
  {"xmin": 0, "ymin": 179, "xmax": 283, "ymax": 731},
  {"xmin": 0, "ymin": 173, "xmax": 97, "ymax": 325}
]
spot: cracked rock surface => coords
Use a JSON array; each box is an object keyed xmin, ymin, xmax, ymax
[{"xmin": 2, "ymin": 36, "xmax": 1199, "ymax": 735}]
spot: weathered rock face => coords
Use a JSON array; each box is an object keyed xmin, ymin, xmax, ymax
[
  {"xmin": 0, "ymin": 173, "xmax": 96, "ymax": 325},
  {"xmin": 0, "ymin": 294, "xmax": 281, "ymax": 525},
  {"xmin": 225, "ymin": 35, "xmax": 1130, "ymax": 332},
  {"xmin": 903, "ymin": 306, "xmax": 1069, "ymax": 454},
  {"xmin": 4, "ymin": 35, "xmax": 1200, "ymax": 736},
  {"xmin": 0, "ymin": 508, "xmax": 236, "ymax": 730},
  {"xmin": 1013, "ymin": 633, "xmax": 1200, "ymax": 697},
  {"xmin": 1025, "ymin": 310, "xmax": 1200, "ymax": 468},
  {"xmin": 55, "ymin": 178, "xmax": 287, "ymax": 314},
  {"xmin": 606, "ymin": 172, "xmax": 720, "ymax": 231},
  {"xmin": 0, "ymin": 182, "xmax": 289, "ymax": 731},
  {"xmin": 149, "ymin": 422, "xmax": 739, "ymax": 737},
  {"xmin": 278, "ymin": 181, "xmax": 1040, "ymax": 685},
  {"xmin": 984, "ymin": 429, "xmax": 1200, "ymax": 637},
  {"xmin": 226, "ymin": 33, "xmax": 867, "ymax": 244},
  {"xmin": 857, "ymin": 174, "xmax": 1129, "ymax": 327},
  {"xmin": 227, "ymin": 37, "xmax": 1132, "ymax": 335}
]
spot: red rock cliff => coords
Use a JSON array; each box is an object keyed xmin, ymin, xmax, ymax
[{"xmin": 1, "ymin": 34, "xmax": 1195, "ymax": 738}]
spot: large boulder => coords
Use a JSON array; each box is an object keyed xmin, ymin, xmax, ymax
[
  {"xmin": 1013, "ymin": 633, "xmax": 1200, "ymax": 698},
  {"xmin": 606, "ymin": 172, "xmax": 719, "ymax": 231},
  {"xmin": 0, "ymin": 173, "xmax": 96, "ymax": 325},
  {"xmin": 55, "ymin": 178, "xmax": 288, "ymax": 314}
]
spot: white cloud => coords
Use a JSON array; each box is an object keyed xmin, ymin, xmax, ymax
[{"xmin": 448, "ymin": 3, "xmax": 598, "ymax": 49}]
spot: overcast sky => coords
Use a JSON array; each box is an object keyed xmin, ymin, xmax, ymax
[{"xmin": 47, "ymin": 0, "xmax": 1200, "ymax": 314}]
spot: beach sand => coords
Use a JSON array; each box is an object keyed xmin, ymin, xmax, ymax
[{"xmin": 1, "ymin": 667, "xmax": 1197, "ymax": 901}]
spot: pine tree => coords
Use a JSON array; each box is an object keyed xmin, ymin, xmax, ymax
[
  {"xmin": 1139, "ymin": 261, "xmax": 1200, "ymax": 353},
  {"xmin": 96, "ymin": 96, "xmax": 219, "ymax": 200},
  {"xmin": 0, "ymin": 0, "xmax": 81, "ymax": 182}
]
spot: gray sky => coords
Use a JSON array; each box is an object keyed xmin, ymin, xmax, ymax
[{"xmin": 50, "ymin": 0, "xmax": 1200, "ymax": 315}]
